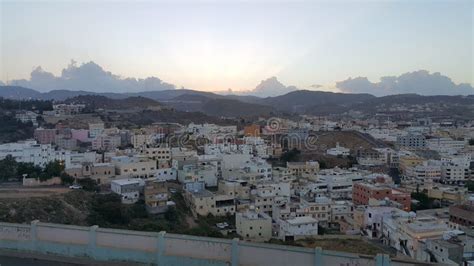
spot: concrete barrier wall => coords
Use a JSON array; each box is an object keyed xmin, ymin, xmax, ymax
[
  {"xmin": 96, "ymin": 228, "xmax": 158, "ymax": 252},
  {"xmin": 165, "ymin": 234, "xmax": 232, "ymax": 261},
  {"xmin": 0, "ymin": 221, "xmax": 421, "ymax": 266}
]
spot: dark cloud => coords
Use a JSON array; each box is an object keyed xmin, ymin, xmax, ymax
[
  {"xmin": 336, "ymin": 70, "xmax": 473, "ymax": 96},
  {"xmin": 10, "ymin": 61, "xmax": 176, "ymax": 93}
]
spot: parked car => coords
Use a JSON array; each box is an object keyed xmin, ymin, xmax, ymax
[{"xmin": 69, "ymin": 185, "xmax": 82, "ymax": 190}]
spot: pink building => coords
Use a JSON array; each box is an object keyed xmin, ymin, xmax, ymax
[
  {"xmin": 34, "ymin": 128, "xmax": 57, "ymax": 144},
  {"xmin": 71, "ymin": 129, "xmax": 90, "ymax": 142}
]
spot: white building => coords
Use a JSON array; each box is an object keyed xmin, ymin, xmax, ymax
[
  {"xmin": 89, "ymin": 123, "xmax": 105, "ymax": 138},
  {"xmin": 155, "ymin": 167, "xmax": 177, "ymax": 181},
  {"xmin": 15, "ymin": 111, "xmax": 38, "ymax": 127},
  {"xmin": 278, "ymin": 216, "xmax": 318, "ymax": 241},
  {"xmin": 178, "ymin": 164, "xmax": 218, "ymax": 187},
  {"xmin": 92, "ymin": 134, "xmax": 121, "ymax": 151},
  {"xmin": 330, "ymin": 200, "xmax": 353, "ymax": 224},
  {"xmin": 0, "ymin": 140, "xmax": 70, "ymax": 167},
  {"xmin": 131, "ymin": 134, "xmax": 154, "ymax": 148},
  {"xmin": 441, "ymin": 162, "xmax": 470, "ymax": 185},
  {"xmin": 185, "ymin": 123, "xmax": 237, "ymax": 139},
  {"xmin": 52, "ymin": 104, "xmax": 85, "ymax": 115},
  {"xmin": 69, "ymin": 151, "xmax": 97, "ymax": 167},
  {"xmin": 111, "ymin": 178, "xmax": 145, "ymax": 204},
  {"xmin": 382, "ymin": 214, "xmax": 449, "ymax": 261},
  {"xmin": 326, "ymin": 142, "xmax": 350, "ymax": 157},
  {"xmin": 427, "ymin": 138, "xmax": 466, "ymax": 155}
]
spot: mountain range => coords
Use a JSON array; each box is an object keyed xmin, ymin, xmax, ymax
[{"xmin": 2, "ymin": 84, "xmax": 474, "ymax": 119}]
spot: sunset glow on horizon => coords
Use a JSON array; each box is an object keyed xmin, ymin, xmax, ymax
[{"xmin": 1, "ymin": 1, "xmax": 472, "ymax": 92}]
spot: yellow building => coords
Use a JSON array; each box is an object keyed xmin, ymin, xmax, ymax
[
  {"xmin": 398, "ymin": 156, "xmax": 424, "ymax": 176},
  {"xmin": 427, "ymin": 186, "xmax": 467, "ymax": 204}
]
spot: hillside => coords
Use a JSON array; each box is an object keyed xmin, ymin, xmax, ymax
[
  {"xmin": 0, "ymin": 115, "xmax": 35, "ymax": 143},
  {"xmin": 0, "ymin": 86, "xmax": 42, "ymax": 99},
  {"xmin": 163, "ymin": 93, "xmax": 274, "ymax": 117},
  {"xmin": 258, "ymin": 90, "xmax": 375, "ymax": 113},
  {"xmin": 3, "ymin": 85, "xmax": 473, "ymax": 119},
  {"xmin": 306, "ymin": 94, "xmax": 474, "ymax": 120},
  {"xmin": 201, "ymin": 99, "xmax": 274, "ymax": 117},
  {"xmin": 64, "ymin": 95, "xmax": 161, "ymax": 110}
]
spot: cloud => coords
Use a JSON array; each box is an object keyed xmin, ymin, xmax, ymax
[
  {"xmin": 247, "ymin": 77, "xmax": 297, "ymax": 97},
  {"xmin": 336, "ymin": 70, "xmax": 473, "ymax": 96},
  {"xmin": 310, "ymin": 84, "xmax": 323, "ymax": 89},
  {"xmin": 10, "ymin": 60, "xmax": 176, "ymax": 93}
]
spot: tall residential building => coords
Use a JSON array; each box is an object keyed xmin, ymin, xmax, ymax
[{"xmin": 397, "ymin": 134, "xmax": 426, "ymax": 148}]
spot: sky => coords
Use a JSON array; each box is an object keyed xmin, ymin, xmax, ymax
[{"xmin": 0, "ymin": 0, "xmax": 473, "ymax": 94}]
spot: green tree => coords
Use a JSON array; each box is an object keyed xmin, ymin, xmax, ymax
[
  {"xmin": 319, "ymin": 160, "xmax": 327, "ymax": 169},
  {"xmin": 164, "ymin": 207, "xmax": 179, "ymax": 223},
  {"xmin": 44, "ymin": 161, "xmax": 65, "ymax": 177},
  {"xmin": 77, "ymin": 178, "xmax": 100, "ymax": 192},
  {"xmin": 411, "ymin": 192, "xmax": 440, "ymax": 211},
  {"xmin": 17, "ymin": 162, "xmax": 42, "ymax": 178},
  {"xmin": 60, "ymin": 172, "xmax": 74, "ymax": 185},
  {"xmin": 0, "ymin": 155, "xmax": 19, "ymax": 181},
  {"xmin": 466, "ymin": 180, "xmax": 474, "ymax": 192},
  {"xmin": 87, "ymin": 193, "xmax": 125, "ymax": 226},
  {"xmin": 280, "ymin": 148, "xmax": 301, "ymax": 163}
]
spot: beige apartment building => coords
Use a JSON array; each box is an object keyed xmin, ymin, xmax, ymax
[
  {"xmin": 65, "ymin": 162, "xmax": 115, "ymax": 184},
  {"xmin": 236, "ymin": 210, "xmax": 272, "ymax": 242},
  {"xmin": 185, "ymin": 188, "xmax": 236, "ymax": 217},
  {"xmin": 287, "ymin": 161, "xmax": 320, "ymax": 180}
]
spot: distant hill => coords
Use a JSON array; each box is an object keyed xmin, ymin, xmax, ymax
[
  {"xmin": 63, "ymin": 95, "xmax": 161, "ymax": 110},
  {"xmin": 0, "ymin": 86, "xmax": 225, "ymax": 101},
  {"xmin": 258, "ymin": 90, "xmax": 375, "ymax": 113},
  {"xmin": 201, "ymin": 99, "xmax": 274, "ymax": 117},
  {"xmin": 344, "ymin": 94, "xmax": 474, "ymax": 114},
  {"xmin": 308, "ymin": 93, "xmax": 474, "ymax": 119},
  {"xmin": 0, "ymin": 86, "xmax": 42, "ymax": 99},
  {"xmin": 163, "ymin": 93, "xmax": 274, "ymax": 117},
  {"xmin": 3, "ymin": 85, "xmax": 473, "ymax": 118}
]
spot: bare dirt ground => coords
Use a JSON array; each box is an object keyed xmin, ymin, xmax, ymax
[
  {"xmin": 296, "ymin": 130, "xmax": 384, "ymax": 168},
  {"xmin": 297, "ymin": 238, "xmax": 388, "ymax": 256},
  {"xmin": 0, "ymin": 187, "xmax": 70, "ymax": 199}
]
